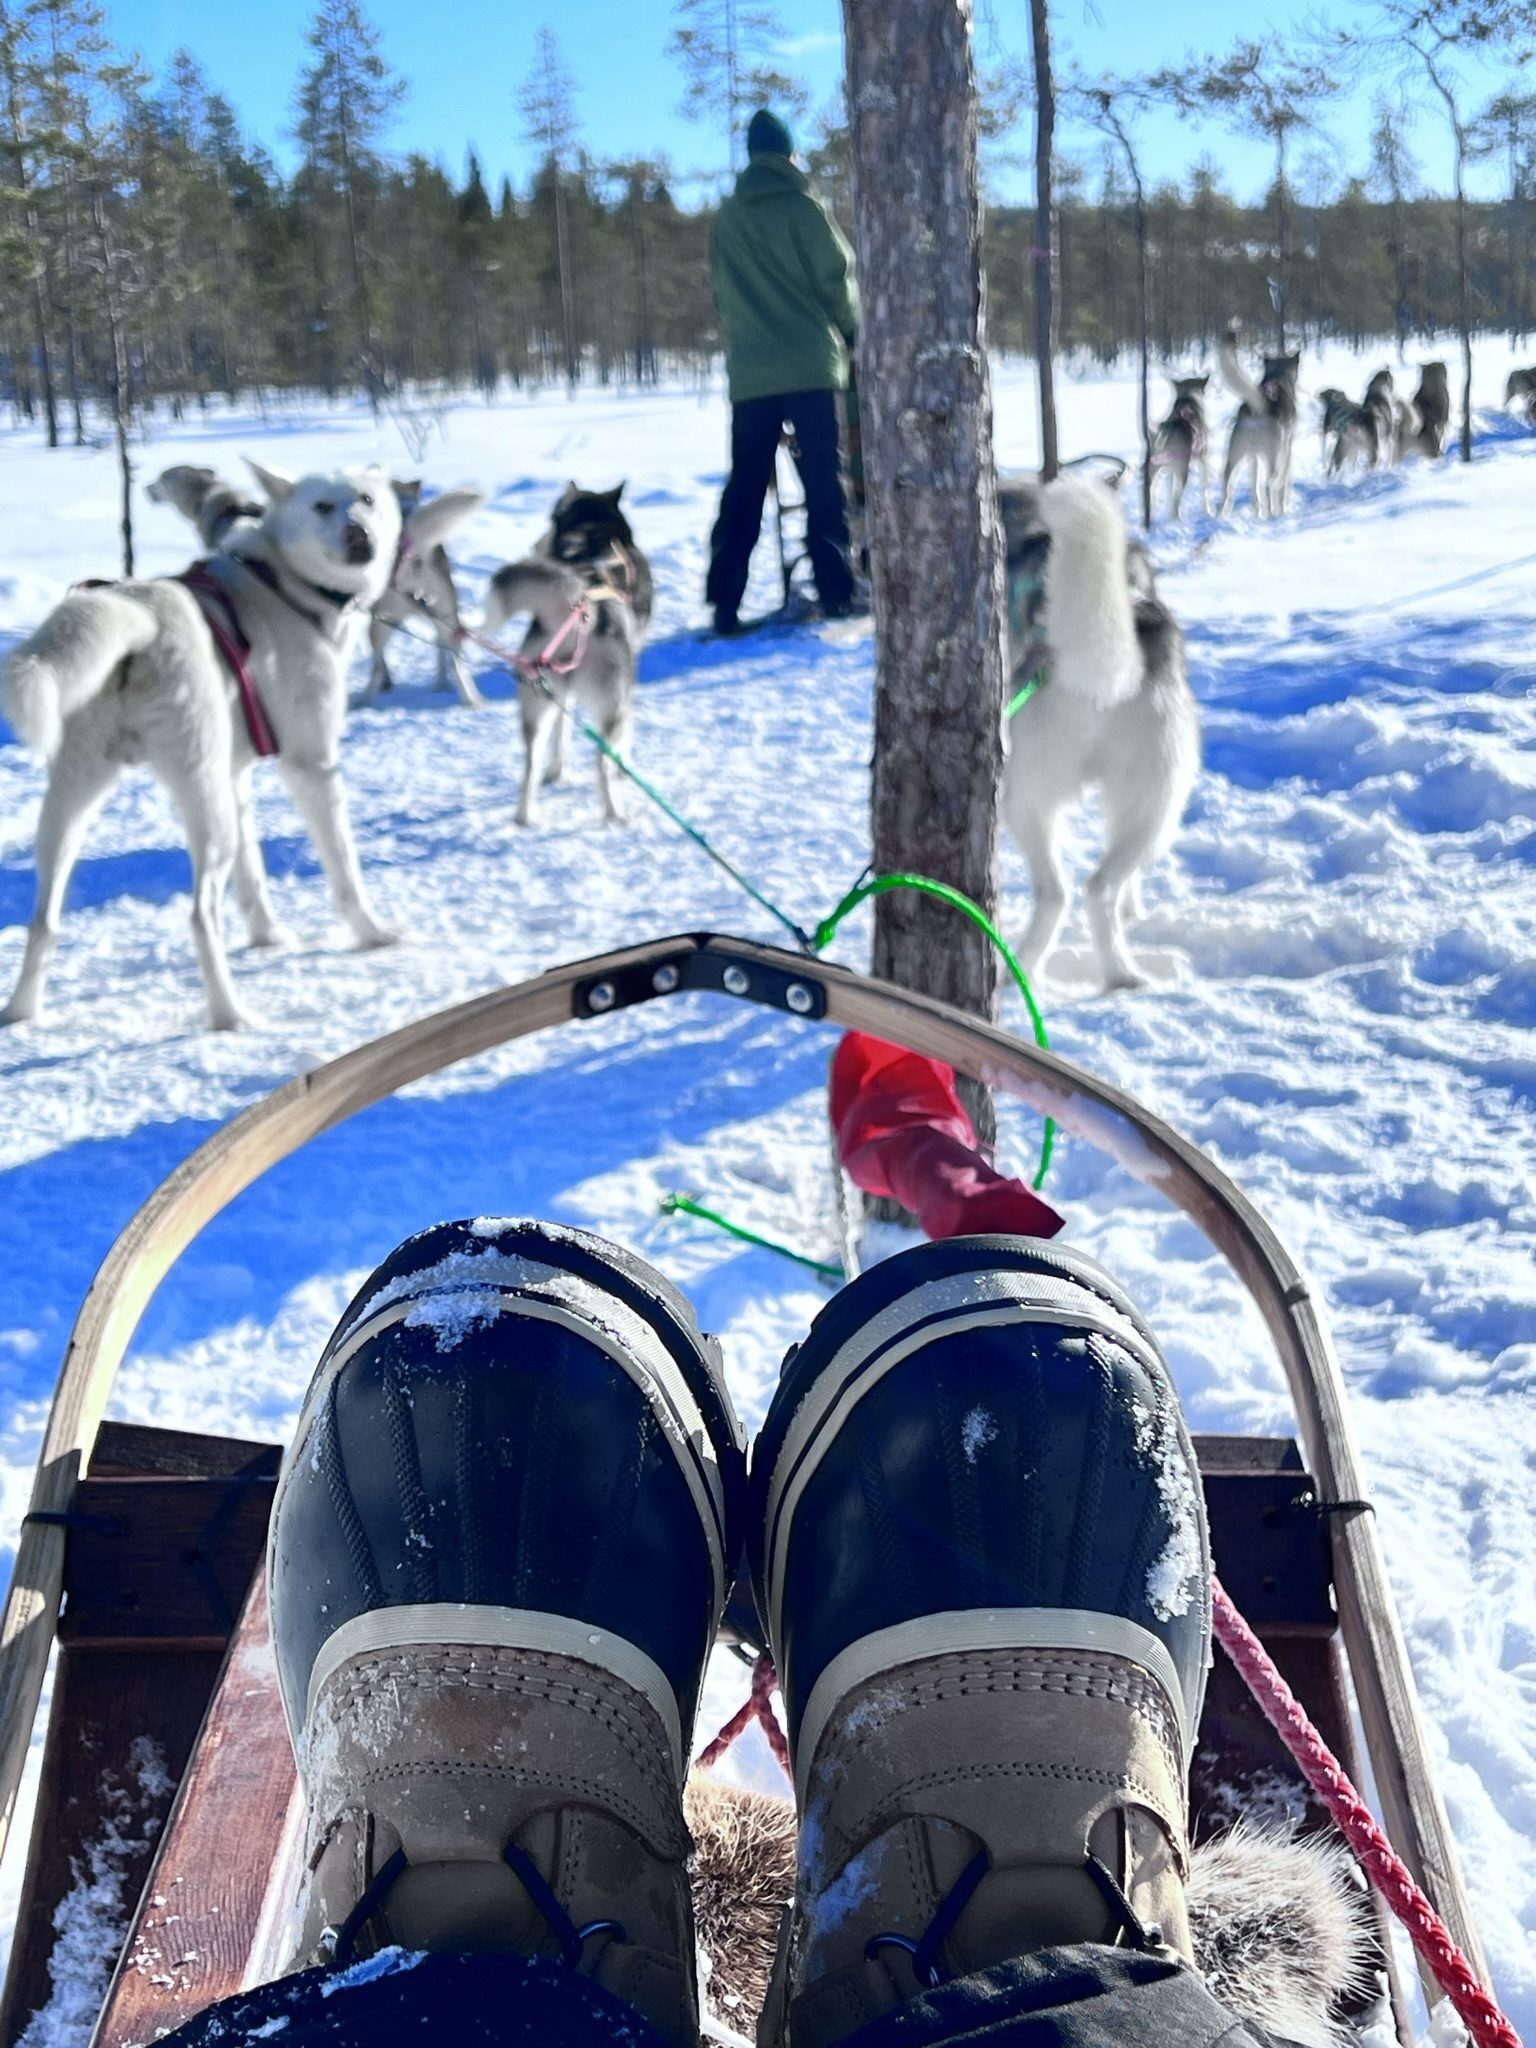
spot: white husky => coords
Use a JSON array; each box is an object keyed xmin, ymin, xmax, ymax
[
  {"xmin": 1000, "ymin": 471, "xmax": 1199, "ymax": 990},
  {"xmin": 1, "ymin": 461, "xmax": 401, "ymax": 1031}
]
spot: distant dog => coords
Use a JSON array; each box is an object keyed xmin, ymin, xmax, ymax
[
  {"xmin": 2, "ymin": 462, "xmax": 400, "ymax": 1030},
  {"xmin": 1504, "ymin": 366, "xmax": 1536, "ymax": 423},
  {"xmin": 998, "ymin": 471, "xmax": 1199, "ymax": 991},
  {"xmin": 147, "ymin": 464, "xmax": 263, "ymax": 549},
  {"xmin": 482, "ymin": 555, "xmax": 636, "ymax": 828},
  {"xmin": 364, "ymin": 480, "xmax": 485, "ymax": 707},
  {"xmin": 1150, "ymin": 375, "xmax": 1211, "ymax": 521},
  {"xmin": 1319, "ymin": 388, "xmax": 1377, "ymax": 475},
  {"xmin": 1362, "ymin": 370, "xmax": 1398, "ymax": 461},
  {"xmin": 1410, "ymin": 362, "xmax": 1450, "ymax": 457},
  {"xmin": 537, "ymin": 482, "xmax": 654, "ymax": 635},
  {"xmin": 1217, "ymin": 322, "xmax": 1300, "ymax": 517}
]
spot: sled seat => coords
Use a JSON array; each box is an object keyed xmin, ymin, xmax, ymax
[{"xmin": 0, "ymin": 1424, "xmax": 1408, "ymax": 2048}]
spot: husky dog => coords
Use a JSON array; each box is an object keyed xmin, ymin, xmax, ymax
[
  {"xmin": 1150, "ymin": 375, "xmax": 1211, "ymax": 521},
  {"xmin": 997, "ymin": 471, "xmax": 1199, "ymax": 991},
  {"xmin": 537, "ymin": 481, "xmax": 654, "ymax": 635},
  {"xmin": 1319, "ymin": 388, "xmax": 1378, "ymax": 475},
  {"xmin": 147, "ymin": 463, "xmax": 263, "ymax": 549},
  {"xmin": 1, "ymin": 462, "xmax": 400, "ymax": 1031},
  {"xmin": 1217, "ymin": 322, "xmax": 1301, "ymax": 517},
  {"xmin": 1505, "ymin": 366, "xmax": 1536, "ymax": 422},
  {"xmin": 1362, "ymin": 369, "xmax": 1398, "ymax": 461},
  {"xmin": 1410, "ymin": 361, "xmax": 1450, "ymax": 457},
  {"xmin": 364, "ymin": 480, "xmax": 486, "ymax": 707},
  {"xmin": 483, "ymin": 555, "xmax": 635, "ymax": 828}
]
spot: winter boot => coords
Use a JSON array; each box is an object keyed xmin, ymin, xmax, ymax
[
  {"xmin": 268, "ymin": 1219, "xmax": 747, "ymax": 2048},
  {"xmin": 749, "ymin": 1237, "xmax": 1212, "ymax": 2048}
]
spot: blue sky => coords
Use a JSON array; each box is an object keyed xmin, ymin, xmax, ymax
[{"xmin": 111, "ymin": 0, "xmax": 1515, "ymax": 208}]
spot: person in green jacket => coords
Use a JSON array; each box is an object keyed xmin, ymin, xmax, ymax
[{"xmin": 705, "ymin": 109, "xmax": 860, "ymax": 635}]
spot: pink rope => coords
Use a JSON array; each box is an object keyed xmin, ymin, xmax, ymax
[
  {"xmin": 458, "ymin": 597, "xmax": 591, "ymax": 679},
  {"xmin": 698, "ymin": 1593, "xmax": 1519, "ymax": 2048},
  {"xmin": 1211, "ymin": 1578, "xmax": 1520, "ymax": 2048}
]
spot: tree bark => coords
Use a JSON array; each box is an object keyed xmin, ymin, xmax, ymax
[
  {"xmin": 1029, "ymin": 0, "xmax": 1059, "ymax": 479},
  {"xmin": 841, "ymin": 0, "xmax": 1007, "ymax": 1147}
]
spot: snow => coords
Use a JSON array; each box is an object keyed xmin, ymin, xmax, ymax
[{"xmin": 0, "ymin": 341, "xmax": 1533, "ymax": 2034}]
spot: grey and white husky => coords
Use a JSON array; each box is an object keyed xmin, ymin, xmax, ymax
[
  {"xmin": 1150, "ymin": 374, "xmax": 1211, "ymax": 520},
  {"xmin": 1410, "ymin": 361, "xmax": 1451, "ymax": 457},
  {"xmin": 364, "ymin": 479, "xmax": 486, "ymax": 707},
  {"xmin": 147, "ymin": 463, "xmax": 264, "ymax": 548},
  {"xmin": 1, "ymin": 461, "xmax": 400, "ymax": 1031},
  {"xmin": 1505, "ymin": 366, "xmax": 1536, "ymax": 423},
  {"xmin": 998, "ymin": 471, "xmax": 1199, "ymax": 991},
  {"xmin": 1217, "ymin": 322, "xmax": 1301, "ymax": 517},
  {"xmin": 482, "ymin": 555, "xmax": 636, "ymax": 828}
]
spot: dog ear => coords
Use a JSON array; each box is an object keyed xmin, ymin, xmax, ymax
[
  {"xmin": 605, "ymin": 484, "xmax": 625, "ymax": 506},
  {"xmin": 245, "ymin": 458, "xmax": 296, "ymax": 505},
  {"xmin": 1193, "ymin": 374, "xmax": 1209, "ymax": 391},
  {"xmin": 554, "ymin": 481, "xmax": 580, "ymax": 512},
  {"xmin": 406, "ymin": 487, "xmax": 485, "ymax": 549}
]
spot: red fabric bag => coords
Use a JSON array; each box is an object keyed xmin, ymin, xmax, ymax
[{"xmin": 830, "ymin": 1032, "xmax": 1063, "ymax": 1241}]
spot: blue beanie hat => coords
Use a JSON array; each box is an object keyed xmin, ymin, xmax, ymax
[{"xmin": 747, "ymin": 109, "xmax": 793, "ymax": 158}]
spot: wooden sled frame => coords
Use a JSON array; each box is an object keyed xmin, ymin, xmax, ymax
[{"xmin": 0, "ymin": 929, "xmax": 1486, "ymax": 2001}]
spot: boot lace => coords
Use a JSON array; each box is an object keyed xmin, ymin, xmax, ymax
[
  {"xmin": 863, "ymin": 1848, "xmax": 1164, "ymax": 1990},
  {"xmin": 328, "ymin": 1838, "xmax": 626, "ymax": 1970}
]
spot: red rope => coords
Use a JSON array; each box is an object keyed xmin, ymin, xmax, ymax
[
  {"xmin": 1211, "ymin": 1578, "xmax": 1520, "ymax": 2048},
  {"xmin": 695, "ymin": 1649, "xmax": 791, "ymax": 1779},
  {"xmin": 697, "ymin": 1594, "xmax": 1520, "ymax": 2048}
]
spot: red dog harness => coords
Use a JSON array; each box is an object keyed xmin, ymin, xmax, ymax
[{"xmin": 174, "ymin": 561, "xmax": 280, "ymax": 758}]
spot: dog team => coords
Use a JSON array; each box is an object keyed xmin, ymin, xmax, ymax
[{"xmin": 1, "ymin": 314, "xmax": 1527, "ymax": 1035}]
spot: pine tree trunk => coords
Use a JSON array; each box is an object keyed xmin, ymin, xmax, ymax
[
  {"xmin": 1030, "ymin": 0, "xmax": 1059, "ymax": 479},
  {"xmin": 92, "ymin": 190, "xmax": 134, "ymax": 577},
  {"xmin": 841, "ymin": 0, "xmax": 1007, "ymax": 1150}
]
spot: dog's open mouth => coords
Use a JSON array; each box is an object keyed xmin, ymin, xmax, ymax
[{"xmin": 343, "ymin": 523, "xmax": 374, "ymax": 566}]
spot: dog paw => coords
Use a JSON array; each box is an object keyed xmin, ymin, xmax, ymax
[
  {"xmin": 208, "ymin": 1006, "xmax": 257, "ymax": 1032},
  {"xmin": 0, "ymin": 1004, "xmax": 38, "ymax": 1029},
  {"xmin": 352, "ymin": 924, "xmax": 402, "ymax": 951},
  {"xmin": 246, "ymin": 923, "xmax": 295, "ymax": 951},
  {"xmin": 1100, "ymin": 966, "xmax": 1149, "ymax": 993}
]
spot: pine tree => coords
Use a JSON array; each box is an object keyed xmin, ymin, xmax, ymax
[
  {"xmin": 668, "ymin": 0, "xmax": 805, "ymax": 174},
  {"xmin": 518, "ymin": 27, "xmax": 579, "ymax": 388},
  {"xmin": 294, "ymin": 0, "xmax": 404, "ymax": 400}
]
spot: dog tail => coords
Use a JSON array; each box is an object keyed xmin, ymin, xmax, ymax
[
  {"xmin": 1038, "ymin": 473, "xmax": 1140, "ymax": 708},
  {"xmin": 483, "ymin": 557, "xmax": 585, "ymax": 636},
  {"xmin": 1216, "ymin": 321, "xmax": 1267, "ymax": 414},
  {"xmin": 1, "ymin": 586, "xmax": 158, "ymax": 760}
]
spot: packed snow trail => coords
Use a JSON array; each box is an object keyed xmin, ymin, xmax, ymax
[{"xmin": 0, "ymin": 346, "xmax": 1532, "ymax": 2034}]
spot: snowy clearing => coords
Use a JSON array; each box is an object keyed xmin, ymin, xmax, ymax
[{"xmin": 0, "ymin": 341, "xmax": 1533, "ymax": 2033}]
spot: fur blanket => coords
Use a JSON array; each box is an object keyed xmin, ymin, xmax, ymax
[{"xmin": 684, "ymin": 1778, "xmax": 1373, "ymax": 2048}]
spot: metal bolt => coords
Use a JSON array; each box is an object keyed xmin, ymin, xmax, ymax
[
  {"xmin": 785, "ymin": 982, "xmax": 814, "ymax": 1014},
  {"xmin": 588, "ymin": 981, "xmax": 616, "ymax": 1013},
  {"xmin": 651, "ymin": 963, "xmax": 680, "ymax": 995},
  {"xmin": 722, "ymin": 964, "xmax": 751, "ymax": 996}
]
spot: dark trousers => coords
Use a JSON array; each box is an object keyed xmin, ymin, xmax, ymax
[
  {"xmin": 706, "ymin": 387, "xmax": 854, "ymax": 619},
  {"xmin": 157, "ymin": 1944, "xmax": 1277, "ymax": 2048}
]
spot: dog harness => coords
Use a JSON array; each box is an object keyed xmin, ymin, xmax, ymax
[{"xmin": 174, "ymin": 561, "xmax": 281, "ymax": 759}]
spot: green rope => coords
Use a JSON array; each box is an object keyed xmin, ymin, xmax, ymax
[
  {"xmin": 1004, "ymin": 674, "xmax": 1043, "ymax": 720},
  {"xmin": 659, "ymin": 1193, "xmax": 844, "ymax": 1281},
  {"xmin": 538, "ymin": 681, "xmax": 1056, "ymax": 1187},
  {"xmin": 810, "ymin": 872, "xmax": 1055, "ymax": 1190}
]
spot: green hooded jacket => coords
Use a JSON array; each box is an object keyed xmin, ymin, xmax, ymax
[{"xmin": 710, "ymin": 154, "xmax": 859, "ymax": 405}]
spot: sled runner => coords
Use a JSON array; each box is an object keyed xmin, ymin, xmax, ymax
[{"xmin": 0, "ymin": 933, "xmax": 1492, "ymax": 2045}]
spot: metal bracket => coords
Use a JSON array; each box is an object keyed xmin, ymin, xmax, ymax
[{"xmin": 574, "ymin": 940, "xmax": 827, "ymax": 1023}]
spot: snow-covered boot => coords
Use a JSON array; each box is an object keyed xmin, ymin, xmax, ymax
[
  {"xmin": 268, "ymin": 1219, "xmax": 747, "ymax": 2048},
  {"xmin": 749, "ymin": 1237, "xmax": 1212, "ymax": 2048}
]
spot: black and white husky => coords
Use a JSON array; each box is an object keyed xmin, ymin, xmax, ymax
[
  {"xmin": 1150, "ymin": 374, "xmax": 1211, "ymax": 521},
  {"xmin": 999, "ymin": 471, "xmax": 1199, "ymax": 991},
  {"xmin": 536, "ymin": 481, "xmax": 654, "ymax": 636},
  {"xmin": 1, "ymin": 462, "xmax": 401, "ymax": 1031},
  {"xmin": 482, "ymin": 554, "xmax": 636, "ymax": 828},
  {"xmin": 1217, "ymin": 322, "xmax": 1301, "ymax": 517}
]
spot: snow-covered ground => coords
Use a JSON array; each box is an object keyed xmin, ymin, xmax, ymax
[{"xmin": 1, "ymin": 341, "xmax": 1533, "ymax": 2035}]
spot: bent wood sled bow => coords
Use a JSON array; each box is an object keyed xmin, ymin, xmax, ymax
[{"xmin": 0, "ymin": 932, "xmax": 1487, "ymax": 2034}]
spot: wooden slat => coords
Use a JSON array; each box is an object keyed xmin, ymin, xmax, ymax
[
  {"xmin": 0, "ymin": 931, "xmax": 1486, "ymax": 2005},
  {"xmin": 58, "ymin": 1478, "xmax": 276, "ymax": 1647},
  {"xmin": 0, "ymin": 1648, "xmax": 222, "ymax": 2048},
  {"xmin": 90, "ymin": 1422, "xmax": 280, "ymax": 1480},
  {"xmin": 92, "ymin": 1575, "xmax": 297, "ymax": 2048}
]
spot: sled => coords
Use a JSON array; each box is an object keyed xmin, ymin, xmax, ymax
[{"xmin": 0, "ymin": 931, "xmax": 1489, "ymax": 2045}]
